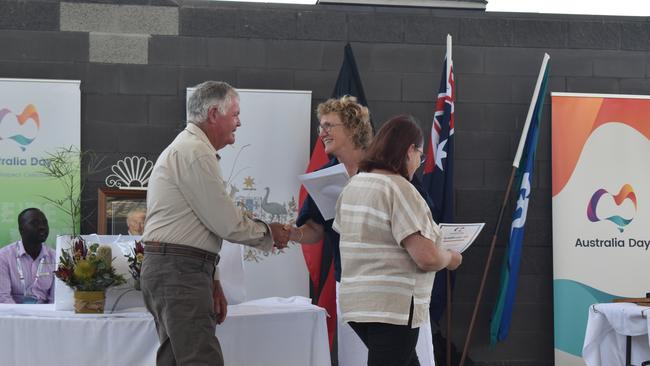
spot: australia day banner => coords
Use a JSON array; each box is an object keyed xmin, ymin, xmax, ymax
[
  {"xmin": 552, "ymin": 92, "xmax": 650, "ymax": 365},
  {"xmin": 0, "ymin": 78, "xmax": 80, "ymax": 248}
]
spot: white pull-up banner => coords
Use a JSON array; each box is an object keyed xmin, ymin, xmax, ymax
[
  {"xmin": 552, "ymin": 93, "xmax": 650, "ymax": 366},
  {"xmin": 0, "ymin": 78, "xmax": 80, "ymax": 247}
]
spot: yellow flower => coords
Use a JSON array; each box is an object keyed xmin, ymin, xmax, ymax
[
  {"xmin": 74, "ymin": 260, "xmax": 97, "ymax": 281},
  {"xmin": 136, "ymin": 253, "xmax": 144, "ymax": 263}
]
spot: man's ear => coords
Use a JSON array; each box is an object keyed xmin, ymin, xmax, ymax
[{"xmin": 207, "ymin": 105, "xmax": 221, "ymax": 124}]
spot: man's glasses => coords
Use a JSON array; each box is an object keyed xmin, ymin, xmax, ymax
[{"xmin": 317, "ymin": 123, "xmax": 343, "ymax": 135}]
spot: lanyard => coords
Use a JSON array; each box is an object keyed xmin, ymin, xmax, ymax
[{"xmin": 15, "ymin": 243, "xmax": 46, "ymax": 298}]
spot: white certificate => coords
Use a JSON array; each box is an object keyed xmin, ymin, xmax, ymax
[
  {"xmin": 298, "ymin": 163, "xmax": 349, "ymax": 220},
  {"xmin": 439, "ymin": 222, "xmax": 485, "ymax": 253}
]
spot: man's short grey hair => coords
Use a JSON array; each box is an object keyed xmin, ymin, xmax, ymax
[{"xmin": 187, "ymin": 81, "xmax": 239, "ymax": 125}]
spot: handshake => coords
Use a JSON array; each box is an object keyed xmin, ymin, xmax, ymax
[
  {"xmin": 269, "ymin": 222, "xmax": 291, "ymax": 249},
  {"xmin": 268, "ymin": 223, "xmax": 304, "ymax": 249}
]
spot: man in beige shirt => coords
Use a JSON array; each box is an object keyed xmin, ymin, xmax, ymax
[{"xmin": 140, "ymin": 81, "xmax": 289, "ymax": 366}]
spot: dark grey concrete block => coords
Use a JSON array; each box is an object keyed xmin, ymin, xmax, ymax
[
  {"xmin": 404, "ymin": 15, "xmax": 459, "ymax": 44},
  {"xmin": 266, "ymin": 40, "xmax": 324, "ymax": 70},
  {"xmin": 118, "ymin": 125, "xmax": 178, "ymax": 153},
  {"xmin": 454, "ymin": 159, "xmax": 484, "ymax": 189},
  {"xmin": 484, "ymin": 159, "xmax": 511, "ymax": 189},
  {"xmin": 402, "ymin": 72, "xmax": 437, "ymax": 102},
  {"xmin": 236, "ymin": 68, "xmax": 294, "ymax": 90},
  {"xmin": 296, "ymin": 11, "xmax": 347, "ymax": 41},
  {"xmin": 453, "ymin": 102, "xmax": 484, "ymax": 131},
  {"xmin": 566, "ymin": 77, "xmax": 619, "ymax": 93},
  {"xmin": 460, "ymin": 17, "xmax": 513, "ymax": 47},
  {"xmin": 321, "ymin": 41, "xmax": 371, "ymax": 71},
  {"xmin": 568, "ymin": 21, "xmax": 621, "ymax": 50},
  {"xmin": 368, "ymin": 101, "xmax": 431, "ymax": 133},
  {"xmin": 119, "ymin": 65, "xmax": 178, "ymax": 95},
  {"xmin": 83, "ymin": 63, "xmax": 120, "ymax": 94},
  {"xmin": 512, "ymin": 19, "xmax": 567, "ymax": 48},
  {"xmin": 621, "ymin": 22, "xmax": 649, "ymax": 51},
  {"xmin": 149, "ymin": 96, "xmax": 185, "ymax": 126},
  {"xmin": 180, "ymin": 7, "xmax": 241, "ymax": 37},
  {"xmin": 294, "ymin": 70, "xmax": 337, "ymax": 99},
  {"xmin": 511, "ymin": 76, "xmax": 564, "ymax": 104},
  {"xmin": 455, "ymin": 130, "xmax": 512, "ymax": 160},
  {"xmin": 0, "ymin": 1, "xmax": 59, "ymax": 31},
  {"xmin": 206, "ymin": 38, "xmax": 266, "ymax": 69},
  {"xmin": 535, "ymin": 159, "xmax": 551, "ymax": 190},
  {"xmin": 456, "ymin": 188, "xmax": 507, "ymax": 222},
  {"xmin": 362, "ymin": 72, "xmax": 401, "ymax": 101},
  {"xmin": 149, "ymin": 36, "xmax": 209, "ymax": 66},
  {"xmin": 370, "ymin": 43, "xmax": 439, "ymax": 73},
  {"xmin": 593, "ymin": 52, "xmax": 646, "ymax": 78},
  {"xmin": 0, "ymin": 30, "xmax": 87, "ymax": 62},
  {"xmin": 348, "ymin": 12, "xmax": 403, "ymax": 43},
  {"xmin": 85, "ymin": 94, "xmax": 148, "ymax": 124},
  {"xmin": 82, "ymin": 121, "xmax": 123, "ymax": 152},
  {"xmin": 179, "ymin": 67, "xmax": 237, "ymax": 90},
  {"xmin": 547, "ymin": 49, "xmax": 594, "ymax": 77},
  {"xmin": 457, "ymin": 75, "xmax": 511, "ymax": 103},
  {"xmin": 240, "ymin": 9, "xmax": 297, "ymax": 39},
  {"xmin": 455, "ymin": 103, "xmax": 520, "ymax": 132},
  {"xmin": 484, "ymin": 48, "xmax": 551, "ymax": 76},
  {"xmin": 454, "ymin": 46, "xmax": 484, "ymax": 74},
  {"xmin": 0, "ymin": 60, "xmax": 85, "ymax": 82},
  {"xmin": 619, "ymin": 78, "xmax": 650, "ymax": 95}
]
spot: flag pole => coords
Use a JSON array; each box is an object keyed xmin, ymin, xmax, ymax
[
  {"xmin": 459, "ymin": 53, "xmax": 550, "ymax": 366},
  {"xmin": 445, "ymin": 34, "xmax": 453, "ymax": 366}
]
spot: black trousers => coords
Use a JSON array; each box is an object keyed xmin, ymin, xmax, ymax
[
  {"xmin": 348, "ymin": 299, "xmax": 420, "ymax": 366},
  {"xmin": 348, "ymin": 321, "xmax": 420, "ymax": 366}
]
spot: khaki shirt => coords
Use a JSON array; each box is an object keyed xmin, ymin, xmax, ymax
[
  {"xmin": 142, "ymin": 123, "xmax": 273, "ymax": 279},
  {"xmin": 333, "ymin": 172, "xmax": 441, "ymax": 328}
]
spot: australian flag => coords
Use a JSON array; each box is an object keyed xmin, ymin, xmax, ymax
[{"xmin": 423, "ymin": 35, "xmax": 455, "ymax": 326}]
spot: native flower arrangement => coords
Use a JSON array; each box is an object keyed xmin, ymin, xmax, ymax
[
  {"xmin": 54, "ymin": 237, "xmax": 126, "ymax": 292},
  {"xmin": 125, "ymin": 240, "xmax": 144, "ymax": 290}
]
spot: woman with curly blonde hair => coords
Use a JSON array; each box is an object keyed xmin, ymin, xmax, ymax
[{"xmin": 286, "ymin": 95, "xmax": 372, "ymax": 364}]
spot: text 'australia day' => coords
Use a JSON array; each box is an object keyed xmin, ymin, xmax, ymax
[
  {"xmin": 0, "ymin": 156, "xmax": 50, "ymax": 167},
  {"xmin": 575, "ymin": 238, "xmax": 650, "ymax": 250}
]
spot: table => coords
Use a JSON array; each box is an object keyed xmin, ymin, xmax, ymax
[
  {"xmin": 0, "ymin": 297, "xmax": 330, "ymax": 366},
  {"xmin": 583, "ymin": 302, "xmax": 650, "ymax": 366}
]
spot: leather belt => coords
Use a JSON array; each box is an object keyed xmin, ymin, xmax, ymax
[{"xmin": 144, "ymin": 242, "xmax": 220, "ymax": 265}]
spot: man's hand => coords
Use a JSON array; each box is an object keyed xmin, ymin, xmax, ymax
[
  {"xmin": 213, "ymin": 280, "xmax": 227, "ymax": 324},
  {"xmin": 269, "ymin": 222, "xmax": 290, "ymax": 249}
]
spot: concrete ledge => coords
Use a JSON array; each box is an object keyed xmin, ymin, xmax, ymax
[
  {"xmin": 61, "ymin": 2, "xmax": 178, "ymax": 35},
  {"xmin": 90, "ymin": 32, "xmax": 149, "ymax": 64}
]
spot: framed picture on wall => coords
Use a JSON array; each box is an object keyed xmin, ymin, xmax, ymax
[{"xmin": 97, "ymin": 188, "xmax": 147, "ymax": 235}]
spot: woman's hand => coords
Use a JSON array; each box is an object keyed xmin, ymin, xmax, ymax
[{"xmin": 446, "ymin": 250, "xmax": 462, "ymax": 271}]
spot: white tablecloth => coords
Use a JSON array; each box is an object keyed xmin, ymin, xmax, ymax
[
  {"xmin": 0, "ymin": 297, "xmax": 330, "ymax": 366},
  {"xmin": 583, "ymin": 302, "xmax": 650, "ymax": 366}
]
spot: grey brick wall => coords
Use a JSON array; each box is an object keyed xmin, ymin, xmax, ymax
[{"xmin": 2, "ymin": 1, "xmax": 649, "ymax": 364}]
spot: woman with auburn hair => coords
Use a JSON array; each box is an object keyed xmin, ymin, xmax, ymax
[{"xmin": 333, "ymin": 115, "xmax": 462, "ymax": 366}]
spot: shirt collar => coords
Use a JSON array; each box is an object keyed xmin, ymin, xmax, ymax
[
  {"xmin": 185, "ymin": 122, "xmax": 218, "ymax": 156},
  {"xmin": 16, "ymin": 241, "xmax": 48, "ymax": 260}
]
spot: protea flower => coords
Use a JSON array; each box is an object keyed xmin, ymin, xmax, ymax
[
  {"xmin": 96, "ymin": 245, "xmax": 112, "ymax": 267},
  {"xmin": 74, "ymin": 260, "xmax": 97, "ymax": 281},
  {"xmin": 73, "ymin": 237, "xmax": 87, "ymax": 260}
]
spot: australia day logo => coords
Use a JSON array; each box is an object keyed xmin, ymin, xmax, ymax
[
  {"xmin": 586, "ymin": 184, "xmax": 637, "ymax": 233},
  {"xmin": 0, "ymin": 104, "xmax": 40, "ymax": 151}
]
